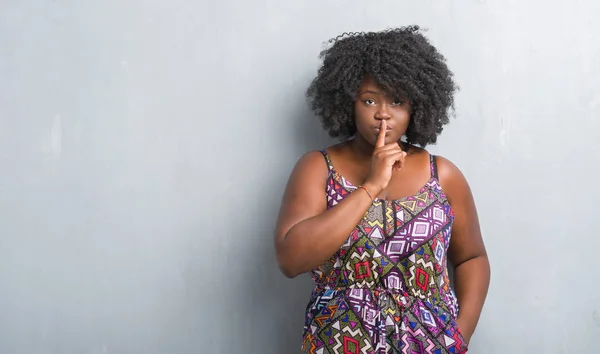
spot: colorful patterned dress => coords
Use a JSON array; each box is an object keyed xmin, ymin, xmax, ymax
[{"xmin": 301, "ymin": 150, "xmax": 468, "ymax": 354}]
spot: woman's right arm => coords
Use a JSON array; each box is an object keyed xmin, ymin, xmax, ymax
[
  {"xmin": 274, "ymin": 151, "xmax": 375, "ymax": 278},
  {"xmin": 274, "ymin": 121, "xmax": 405, "ymax": 278}
]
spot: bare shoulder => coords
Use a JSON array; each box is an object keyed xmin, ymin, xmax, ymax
[
  {"xmin": 435, "ymin": 155, "xmax": 464, "ymax": 179},
  {"xmin": 285, "ymin": 144, "xmax": 346, "ymax": 190},
  {"xmin": 292, "ymin": 142, "xmax": 345, "ymax": 173},
  {"xmin": 433, "ymin": 155, "xmax": 472, "ymax": 203},
  {"xmin": 294, "ymin": 149, "xmax": 328, "ymax": 172}
]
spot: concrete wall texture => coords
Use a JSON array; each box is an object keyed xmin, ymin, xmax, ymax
[{"xmin": 1, "ymin": 1, "xmax": 599, "ymax": 353}]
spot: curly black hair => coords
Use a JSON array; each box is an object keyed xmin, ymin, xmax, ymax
[{"xmin": 306, "ymin": 26, "xmax": 458, "ymax": 146}]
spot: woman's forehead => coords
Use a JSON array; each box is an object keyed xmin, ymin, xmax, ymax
[{"xmin": 358, "ymin": 76, "xmax": 408, "ymax": 99}]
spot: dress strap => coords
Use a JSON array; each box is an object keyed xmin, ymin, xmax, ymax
[
  {"xmin": 320, "ymin": 150, "xmax": 334, "ymax": 172},
  {"xmin": 430, "ymin": 154, "xmax": 439, "ymax": 179}
]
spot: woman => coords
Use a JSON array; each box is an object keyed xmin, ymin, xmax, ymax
[{"xmin": 274, "ymin": 26, "xmax": 490, "ymax": 353}]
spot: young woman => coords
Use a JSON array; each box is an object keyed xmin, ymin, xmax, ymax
[{"xmin": 274, "ymin": 26, "xmax": 490, "ymax": 353}]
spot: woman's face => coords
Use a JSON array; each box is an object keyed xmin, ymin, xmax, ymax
[{"xmin": 353, "ymin": 76, "xmax": 411, "ymax": 146}]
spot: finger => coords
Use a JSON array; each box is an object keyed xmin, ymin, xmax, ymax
[
  {"xmin": 379, "ymin": 149, "xmax": 406, "ymax": 158},
  {"xmin": 393, "ymin": 158, "xmax": 405, "ymax": 170},
  {"xmin": 393, "ymin": 152, "xmax": 408, "ymax": 170},
  {"xmin": 392, "ymin": 161, "xmax": 403, "ymax": 171},
  {"xmin": 375, "ymin": 120, "xmax": 387, "ymax": 148},
  {"xmin": 383, "ymin": 151, "xmax": 406, "ymax": 166},
  {"xmin": 377, "ymin": 142, "xmax": 402, "ymax": 152}
]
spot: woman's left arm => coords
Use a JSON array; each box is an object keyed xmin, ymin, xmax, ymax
[{"xmin": 437, "ymin": 156, "xmax": 491, "ymax": 344}]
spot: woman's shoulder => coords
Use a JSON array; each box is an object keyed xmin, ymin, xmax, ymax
[
  {"xmin": 425, "ymin": 153, "xmax": 471, "ymax": 202},
  {"xmin": 430, "ymin": 154, "xmax": 464, "ymax": 180},
  {"xmin": 406, "ymin": 146, "xmax": 467, "ymax": 186},
  {"xmin": 296, "ymin": 142, "xmax": 344, "ymax": 163},
  {"xmin": 291, "ymin": 143, "xmax": 345, "ymax": 175},
  {"xmin": 407, "ymin": 146, "xmax": 461, "ymax": 175}
]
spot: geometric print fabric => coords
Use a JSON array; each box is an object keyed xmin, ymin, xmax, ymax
[{"xmin": 301, "ymin": 151, "xmax": 468, "ymax": 354}]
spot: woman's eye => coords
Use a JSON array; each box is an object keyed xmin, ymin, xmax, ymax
[
  {"xmin": 364, "ymin": 99, "xmax": 376, "ymax": 106},
  {"xmin": 391, "ymin": 99, "xmax": 403, "ymax": 106}
]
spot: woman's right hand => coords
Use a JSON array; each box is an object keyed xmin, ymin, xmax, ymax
[{"xmin": 363, "ymin": 120, "xmax": 407, "ymax": 194}]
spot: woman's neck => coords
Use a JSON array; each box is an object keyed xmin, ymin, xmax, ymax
[{"xmin": 349, "ymin": 135, "xmax": 374, "ymax": 160}]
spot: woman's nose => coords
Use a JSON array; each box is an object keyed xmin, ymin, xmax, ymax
[{"xmin": 375, "ymin": 104, "xmax": 391, "ymax": 119}]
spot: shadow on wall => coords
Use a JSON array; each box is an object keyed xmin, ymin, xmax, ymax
[{"xmin": 236, "ymin": 100, "xmax": 333, "ymax": 353}]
